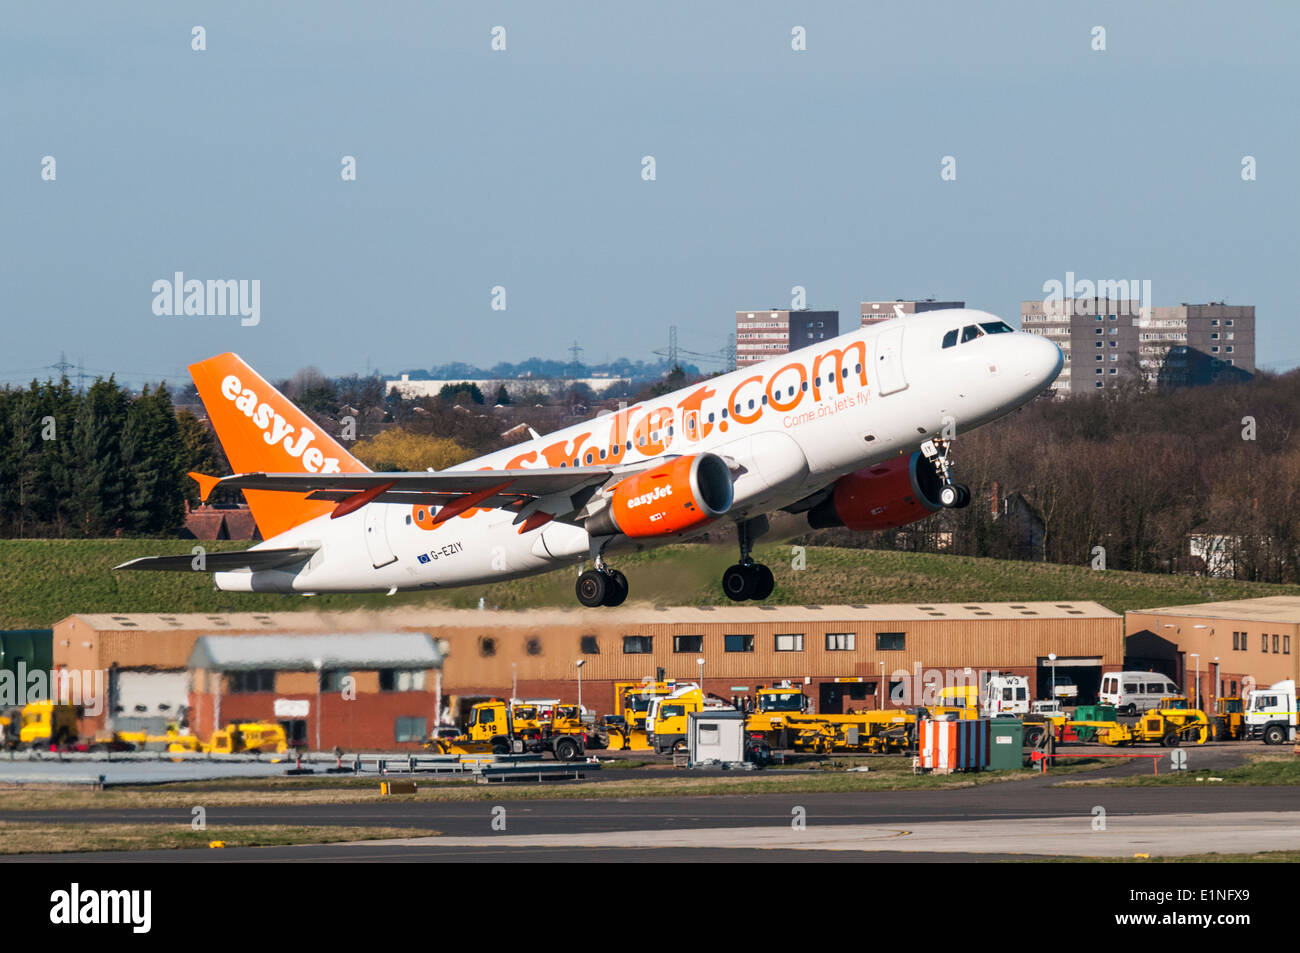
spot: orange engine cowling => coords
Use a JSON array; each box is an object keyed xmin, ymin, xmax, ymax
[
  {"xmin": 586, "ymin": 453, "xmax": 734, "ymax": 538},
  {"xmin": 807, "ymin": 452, "xmax": 944, "ymax": 531}
]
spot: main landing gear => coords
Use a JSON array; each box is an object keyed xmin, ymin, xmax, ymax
[
  {"xmin": 723, "ymin": 517, "xmax": 775, "ymax": 602},
  {"xmin": 576, "ymin": 547, "xmax": 629, "ymax": 608},
  {"xmin": 922, "ymin": 437, "xmax": 970, "ymax": 509}
]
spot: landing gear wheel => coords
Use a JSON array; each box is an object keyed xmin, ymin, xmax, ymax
[
  {"xmin": 576, "ymin": 570, "xmax": 609, "ymax": 608},
  {"xmin": 940, "ymin": 483, "xmax": 971, "ymax": 508},
  {"xmin": 751, "ymin": 564, "xmax": 775, "ymax": 600},
  {"xmin": 722, "ymin": 564, "xmax": 756, "ymax": 601},
  {"xmin": 603, "ymin": 570, "xmax": 629, "ymax": 607}
]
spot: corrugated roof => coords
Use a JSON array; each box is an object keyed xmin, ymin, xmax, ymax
[
  {"xmin": 187, "ymin": 633, "xmax": 442, "ymax": 671},
  {"xmin": 1127, "ymin": 596, "xmax": 1300, "ymax": 625},
  {"xmin": 67, "ymin": 601, "xmax": 1118, "ymax": 633}
]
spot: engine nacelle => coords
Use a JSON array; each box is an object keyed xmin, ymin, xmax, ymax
[
  {"xmin": 807, "ymin": 452, "xmax": 944, "ymax": 532},
  {"xmin": 586, "ymin": 453, "xmax": 733, "ymax": 538}
]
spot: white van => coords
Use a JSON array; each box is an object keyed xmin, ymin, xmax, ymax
[{"xmin": 1099, "ymin": 671, "xmax": 1181, "ymax": 716}]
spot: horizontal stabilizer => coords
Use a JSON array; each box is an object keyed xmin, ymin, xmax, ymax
[{"xmin": 114, "ymin": 547, "xmax": 318, "ymax": 573}]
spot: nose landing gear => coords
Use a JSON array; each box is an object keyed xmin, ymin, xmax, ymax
[
  {"xmin": 722, "ymin": 517, "xmax": 775, "ymax": 602},
  {"xmin": 922, "ymin": 438, "xmax": 970, "ymax": 509}
]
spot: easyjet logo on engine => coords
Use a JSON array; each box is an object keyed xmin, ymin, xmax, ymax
[
  {"xmin": 627, "ymin": 484, "xmax": 672, "ymax": 509},
  {"xmin": 220, "ymin": 374, "xmax": 341, "ymax": 473}
]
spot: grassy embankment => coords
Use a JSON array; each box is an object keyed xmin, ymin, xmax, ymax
[{"xmin": 3, "ymin": 538, "xmax": 1297, "ymax": 627}]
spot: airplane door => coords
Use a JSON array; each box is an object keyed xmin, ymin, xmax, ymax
[
  {"xmin": 875, "ymin": 325, "xmax": 908, "ymax": 396},
  {"xmin": 364, "ymin": 504, "xmax": 398, "ymax": 568}
]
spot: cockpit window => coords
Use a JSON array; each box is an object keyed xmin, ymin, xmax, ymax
[
  {"xmin": 942, "ymin": 329, "xmax": 958, "ymax": 349},
  {"xmin": 960, "ymin": 324, "xmax": 983, "ymax": 343},
  {"xmin": 979, "ymin": 321, "xmax": 1014, "ymax": 334}
]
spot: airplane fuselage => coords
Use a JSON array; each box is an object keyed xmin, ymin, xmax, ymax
[{"xmin": 216, "ymin": 309, "xmax": 1062, "ymax": 593}]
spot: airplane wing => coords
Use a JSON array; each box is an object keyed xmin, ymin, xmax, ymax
[
  {"xmin": 115, "ymin": 547, "xmax": 318, "ymax": 573},
  {"xmin": 194, "ymin": 466, "xmax": 619, "ymax": 525}
]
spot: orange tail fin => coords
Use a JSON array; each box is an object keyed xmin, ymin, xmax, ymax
[{"xmin": 188, "ymin": 353, "xmax": 370, "ymax": 538}]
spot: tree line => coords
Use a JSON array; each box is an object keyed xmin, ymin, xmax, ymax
[
  {"xmin": 803, "ymin": 371, "xmax": 1300, "ymax": 583},
  {"xmin": 0, "ymin": 378, "xmax": 222, "ymax": 538},
  {"xmin": 8, "ymin": 363, "xmax": 1300, "ymax": 583}
]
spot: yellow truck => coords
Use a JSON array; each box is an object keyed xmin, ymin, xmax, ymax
[
  {"xmin": 615, "ymin": 680, "xmax": 678, "ymax": 732},
  {"xmin": 745, "ymin": 684, "xmax": 811, "ymax": 747},
  {"xmin": 645, "ymin": 686, "xmax": 709, "ymax": 754},
  {"xmin": 463, "ymin": 699, "xmax": 586, "ymax": 761},
  {"xmin": 0, "ymin": 702, "xmax": 80, "ymax": 749}
]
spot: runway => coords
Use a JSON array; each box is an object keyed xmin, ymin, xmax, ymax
[{"xmin": 2, "ymin": 778, "xmax": 1296, "ymax": 862}]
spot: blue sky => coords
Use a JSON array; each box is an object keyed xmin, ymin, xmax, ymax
[{"xmin": 2, "ymin": 1, "xmax": 1296, "ymax": 387}]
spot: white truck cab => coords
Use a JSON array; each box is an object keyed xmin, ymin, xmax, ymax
[
  {"xmin": 1245, "ymin": 679, "xmax": 1297, "ymax": 744},
  {"xmin": 982, "ymin": 675, "xmax": 1030, "ymax": 717}
]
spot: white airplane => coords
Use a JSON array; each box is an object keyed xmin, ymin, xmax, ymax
[{"xmin": 117, "ymin": 309, "xmax": 1062, "ymax": 606}]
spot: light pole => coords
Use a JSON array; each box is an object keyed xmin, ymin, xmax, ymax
[
  {"xmin": 575, "ymin": 659, "xmax": 585, "ymax": 712},
  {"xmin": 1048, "ymin": 653, "xmax": 1057, "ymax": 702},
  {"xmin": 1214, "ymin": 656, "xmax": 1220, "ymax": 703},
  {"xmin": 878, "ymin": 662, "xmax": 885, "ymax": 710},
  {"xmin": 1190, "ymin": 653, "xmax": 1200, "ymax": 709},
  {"xmin": 696, "ymin": 657, "xmax": 705, "ymax": 701},
  {"xmin": 511, "ymin": 662, "xmax": 517, "ymax": 704},
  {"xmin": 312, "ymin": 657, "xmax": 323, "ymax": 752}
]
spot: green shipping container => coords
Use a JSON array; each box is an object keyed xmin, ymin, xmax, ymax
[
  {"xmin": 0, "ymin": 630, "xmax": 55, "ymax": 700},
  {"xmin": 988, "ymin": 717, "xmax": 1024, "ymax": 770}
]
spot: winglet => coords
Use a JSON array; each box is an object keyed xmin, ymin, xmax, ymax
[{"xmin": 189, "ymin": 472, "xmax": 222, "ymax": 503}]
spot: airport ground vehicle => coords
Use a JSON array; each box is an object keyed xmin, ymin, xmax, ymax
[
  {"xmin": 980, "ymin": 676, "xmax": 1030, "ymax": 716},
  {"xmin": 464, "ymin": 699, "xmax": 586, "ymax": 761},
  {"xmin": 647, "ymin": 685, "xmax": 732, "ymax": 753},
  {"xmin": 1068, "ymin": 704, "xmax": 1117, "ymax": 742},
  {"xmin": 204, "ymin": 722, "xmax": 290, "ymax": 754},
  {"xmin": 1072, "ymin": 706, "xmax": 1209, "ymax": 747},
  {"xmin": 744, "ymin": 683, "xmax": 811, "ymax": 747},
  {"xmin": 785, "ymin": 710, "xmax": 916, "ymax": 754},
  {"xmin": 0, "ymin": 702, "xmax": 80, "ymax": 749},
  {"xmin": 1049, "ymin": 674, "xmax": 1078, "ymax": 700},
  {"xmin": 615, "ymin": 681, "xmax": 678, "ymax": 731},
  {"xmin": 1245, "ymin": 680, "xmax": 1298, "ymax": 744},
  {"xmin": 1159, "ymin": 696, "xmax": 1246, "ymax": 741},
  {"xmin": 1099, "ymin": 671, "xmax": 1181, "ymax": 716}
]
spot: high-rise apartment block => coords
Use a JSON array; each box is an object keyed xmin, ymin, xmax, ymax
[
  {"xmin": 735, "ymin": 309, "xmax": 838, "ymax": 367},
  {"xmin": 1020, "ymin": 299, "xmax": 1255, "ymax": 395},
  {"xmin": 860, "ymin": 299, "xmax": 965, "ymax": 327}
]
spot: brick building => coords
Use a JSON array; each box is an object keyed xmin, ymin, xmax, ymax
[
  {"xmin": 735, "ymin": 309, "xmax": 838, "ymax": 367},
  {"xmin": 1126, "ymin": 597, "xmax": 1300, "ymax": 708}
]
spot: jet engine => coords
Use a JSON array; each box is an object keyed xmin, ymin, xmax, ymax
[
  {"xmin": 586, "ymin": 453, "xmax": 733, "ymax": 538},
  {"xmin": 807, "ymin": 452, "xmax": 945, "ymax": 531}
]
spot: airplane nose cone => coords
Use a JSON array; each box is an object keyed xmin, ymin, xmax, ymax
[{"xmin": 1020, "ymin": 332, "xmax": 1064, "ymax": 391}]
